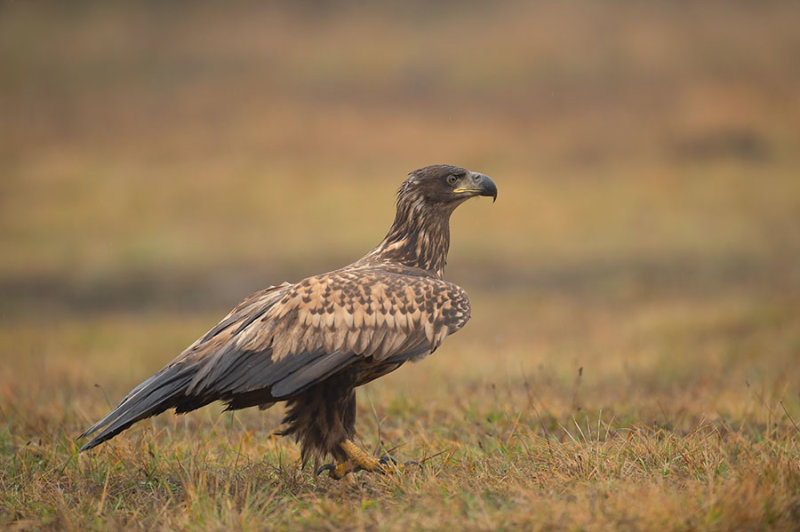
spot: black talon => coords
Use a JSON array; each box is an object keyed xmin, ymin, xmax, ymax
[
  {"xmin": 379, "ymin": 455, "xmax": 397, "ymax": 466},
  {"xmin": 316, "ymin": 464, "xmax": 336, "ymax": 477}
]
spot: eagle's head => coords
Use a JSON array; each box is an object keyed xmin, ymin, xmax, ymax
[
  {"xmin": 369, "ymin": 164, "xmax": 496, "ymax": 275},
  {"xmin": 400, "ymin": 164, "xmax": 497, "ymax": 208}
]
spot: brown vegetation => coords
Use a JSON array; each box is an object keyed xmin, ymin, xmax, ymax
[{"xmin": 2, "ymin": 2, "xmax": 799, "ymax": 529}]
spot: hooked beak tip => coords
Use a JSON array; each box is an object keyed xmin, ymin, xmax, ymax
[{"xmin": 474, "ymin": 173, "xmax": 497, "ymax": 203}]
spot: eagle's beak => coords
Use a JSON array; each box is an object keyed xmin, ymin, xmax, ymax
[{"xmin": 455, "ymin": 172, "xmax": 497, "ymax": 203}]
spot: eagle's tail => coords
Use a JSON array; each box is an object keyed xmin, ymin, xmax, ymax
[{"xmin": 78, "ymin": 363, "xmax": 203, "ymax": 451}]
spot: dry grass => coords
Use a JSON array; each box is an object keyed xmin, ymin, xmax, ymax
[{"xmin": 2, "ymin": 1, "xmax": 800, "ymax": 530}]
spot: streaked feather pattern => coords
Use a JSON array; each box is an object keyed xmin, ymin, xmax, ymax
[{"xmin": 79, "ymin": 164, "xmax": 495, "ymax": 462}]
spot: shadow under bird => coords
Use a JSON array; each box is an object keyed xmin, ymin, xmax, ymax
[{"xmin": 79, "ymin": 164, "xmax": 497, "ymax": 479}]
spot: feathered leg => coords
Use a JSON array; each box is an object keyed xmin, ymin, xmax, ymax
[
  {"xmin": 280, "ymin": 371, "xmax": 357, "ymax": 462},
  {"xmin": 280, "ymin": 369, "xmax": 414, "ymax": 479}
]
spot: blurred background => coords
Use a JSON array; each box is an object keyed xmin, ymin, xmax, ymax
[{"xmin": 1, "ymin": 1, "xmax": 799, "ymax": 428}]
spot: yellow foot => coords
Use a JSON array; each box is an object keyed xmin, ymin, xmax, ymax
[
  {"xmin": 315, "ymin": 440, "xmax": 420, "ymax": 480},
  {"xmin": 316, "ymin": 461, "xmax": 359, "ymax": 480}
]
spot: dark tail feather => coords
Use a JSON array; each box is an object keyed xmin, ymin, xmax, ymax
[{"xmin": 79, "ymin": 364, "xmax": 200, "ymax": 451}]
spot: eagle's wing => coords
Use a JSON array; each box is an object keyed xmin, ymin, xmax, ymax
[{"xmin": 79, "ymin": 266, "xmax": 470, "ymax": 450}]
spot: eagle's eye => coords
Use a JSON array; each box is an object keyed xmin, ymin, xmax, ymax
[{"xmin": 446, "ymin": 174, "xmax": 458, "ymax": 186}]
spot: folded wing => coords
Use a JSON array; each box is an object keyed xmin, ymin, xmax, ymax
[{"xmin": 79, "ymin": 266, "xmax": 470, "ymax": 450}]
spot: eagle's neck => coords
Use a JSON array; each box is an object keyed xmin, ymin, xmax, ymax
[{"xmin": 361, "ymin": 193, "xmax": 453, "ymax": 277}]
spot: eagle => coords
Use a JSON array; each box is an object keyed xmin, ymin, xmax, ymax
[{"xmin": 79, "ymin": 164, "xmax": 497, "ymax": 479}]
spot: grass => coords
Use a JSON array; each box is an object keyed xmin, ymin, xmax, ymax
[{"xmin": 2, "ymin": 1, "xmax": 800, "ymax": 529}]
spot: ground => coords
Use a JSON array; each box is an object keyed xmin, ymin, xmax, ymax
[{"xmin": 1, "ymin": 2, "xmax": 800, "ymax": 530}]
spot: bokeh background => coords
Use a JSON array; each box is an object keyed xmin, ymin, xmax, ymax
[{"xmin": 1, "ymin": 1, "xmax": 800, "ymax": 527}]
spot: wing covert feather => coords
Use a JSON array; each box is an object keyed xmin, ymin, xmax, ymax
[
  {"xmin": 264, "ymin": 267, "xmax": 470, "ymax": 363},
  {"xmin": 152, "ymin": 267, "xmax": 470, "ymax": 404}
]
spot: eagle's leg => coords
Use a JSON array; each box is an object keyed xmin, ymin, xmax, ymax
[
  {"xmin": 340, "ymin": 439, "xmax": 382, "ymax": 471},
  {"xmin": 315, "ymin": 440, "xmax": 381, "ymax": 479}
]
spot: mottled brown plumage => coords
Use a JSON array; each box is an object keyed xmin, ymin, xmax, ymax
[{"xmin": 79, "ymin": 164, "xmax": 497, "ymax": 475}]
